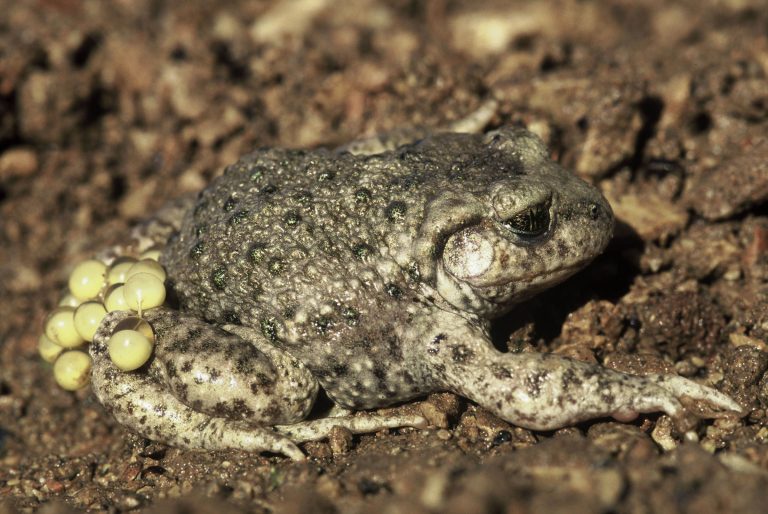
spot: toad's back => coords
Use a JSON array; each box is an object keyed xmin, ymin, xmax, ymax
[{"xmin": 162, "ymin": 135, "xmax": 522, "ymax": 325}]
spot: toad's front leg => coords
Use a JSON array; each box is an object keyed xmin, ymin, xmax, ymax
[{"xmin": 415, "ymin": 311, "xmax": 743, "ymax": 431}]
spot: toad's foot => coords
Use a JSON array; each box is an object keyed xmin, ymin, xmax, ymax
[{"xmin": 434, "ymin": 350, "xmax": 743, "ymax": 431}]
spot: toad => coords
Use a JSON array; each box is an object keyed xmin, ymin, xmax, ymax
[{"xmin": 87, "ymin": 112, "xmax": 741, "ymax": 459}]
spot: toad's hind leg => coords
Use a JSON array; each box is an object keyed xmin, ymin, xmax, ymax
[{"xmin": 90, "ymin": 310, "xmax": 319, "ymax": 460}]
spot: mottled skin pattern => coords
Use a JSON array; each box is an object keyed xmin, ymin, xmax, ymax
[{"xmin": 89, "ymin": 127, "xmax": 742, "ymax": 460}]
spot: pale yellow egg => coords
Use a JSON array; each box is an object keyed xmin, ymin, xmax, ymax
[{"xmin": 53, "ymin": 350, "xmax": 92, "ymax": 390}]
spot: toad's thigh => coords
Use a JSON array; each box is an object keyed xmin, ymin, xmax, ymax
[{"xmin": 94, "ymin": 309, "xmax": 318, "ymax": 425}]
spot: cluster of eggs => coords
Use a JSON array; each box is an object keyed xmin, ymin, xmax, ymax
[{"xmin": 39, "ymin": 249, "xmax": 168, "ymax": 390}]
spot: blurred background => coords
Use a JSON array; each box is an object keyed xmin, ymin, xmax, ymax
[{"xmin": 1, "ymin": 1, "xmax": 768, "ymax": 512}]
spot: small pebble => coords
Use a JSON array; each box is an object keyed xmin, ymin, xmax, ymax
[{"xmin": 492, "ymin": 430, "xmax": 512, "ymax": 446}]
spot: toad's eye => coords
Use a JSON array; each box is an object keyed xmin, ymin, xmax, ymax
[{"xmin": 502, "ymin": 201, "xmax": 551, "ymax": 238}]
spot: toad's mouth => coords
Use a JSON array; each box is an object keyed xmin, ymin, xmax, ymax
[
  {"xmin": 435, "ymin": 255, "xmax": 598, "ymax": 317},
  {"xmin": 473, "ymin": 258, "xmax": 596, "ymax": 305}
]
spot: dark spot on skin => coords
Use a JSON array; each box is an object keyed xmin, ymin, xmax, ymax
[
  {"xmin": 180, "ymin": 361, "xmax": 193, "ymax": 373},
  {"xmin": 255, "ymin": 372, "xmax": 275, "ymax": 386},
  {"xmin": 198, "ymin": 338, "xmax": 217, "ymax": 352},
  {"xmin": 353, "ymin": 243, "xmax": 374, "ymax": 259},
  {"xmin": 407, "ymin": 262, "xmax": 421, "ymax": 282},
  {"xmin": 248, "ymin": 242, "xmax": 268, "ymax": 264},
  {"xmin": 589, "ymin": 203, "xmax": 600, "ymax": 220},
  {"xmin": 224, "ymin": 311, "xmax": 240, "ymax": 324},
  {"xmin": 295, "ymin": 190, "xmax": 312, "ymax": 205},
  {"xmin": 341, "ymin": 306, "xmax": 359, "ymax": 326},
  {"xmin": 231, "ymin": 399, "xmax": 254, "ymax": 419},
  {"xmin": 556, "ymin": 240, "xmax": 568, "ymax": 259},
  {"xmin": 261, "ymin": 184, "xmax": 278, "ymax": 195},
  {"xmin": 354, "ymin": 188, "xmax": 372, "ymax": 204},
  {"xmin": 195, "ymin": 224, "xmax": 207, "ymax": 238},
  {"xmin": 427, "ymin": 333, "xmax": 446, "ymax": 355},
  {"xmin": 228, "ymin": 209, "xmax": 249, "ymax": 225},
  {"xmin": 385, "ymin": 201, "xmax": 407, "ymax": 222},
  {"xmin": 318, "ymin": 170, "xmax": 335, "ymax": 181},
  {"xmin": 235, "ymin": 355, "xmax": 255, "ymax": 375},
  {"xmin": 332, "ymin": 362, "xmax": 349, "ymax": 376},
  {"xmin": 223, "ymin": 196, "xmax": 237, "ymax": 212},
  {"xmin": 313, "ymin": 316, "xmax": 333, "ymax": 334},
  {"xmin": 189, "ymin": 241, "xmax": 205, "ymax": 259},
  {"xmin": 561, "ymin": 368, "xmax": 583, "ymax": 388},
  {"xmin": 525, "ymin": 371, "xmax": 548, "ymax": 398},
  {"xmin": 451, "ymin": 344, "xmax": 474, "ymax": 364},
  {"xmin": 250, "ymin": 167, "xmax": 265, "ymax": 181},
  {"xmin": 168, "ymin": 333, "xmax": 191, "ymax": 353},
  {"xmin": 175, "ymin": 383, "xmax": 189, "ymax": 401},
  {"xmin": 387, "ymin": 335, "xmax": 403, "ymax": 359},
  {"xmin": 385, "ymin": 283, "xmax": 402, "ymax": 299},
  {"xmin": 262, "ymin": 402, "xmax": 281, "ymax": 420},
  {"xmin": 267, "ymin": 258, "xmax": 285, "ymax": 276},
  {"xmin": 208, "ymin": 367, "xmax": 221, "ymax": 381},
  {"xmin": 284, "ymin": 211, "xmax": 301, "ymax": 226},
  {"xmin": 492, "ymin": 364, "xmax": 512, "ymax": 380},
  {"xmin": 373, "ymin": 367, "xmax": 386, "ymax": 382},
  {"xmin": 211, "ymin": 266, "xmax": 227, "ymax": 290},
  {"xmin": 260, "ymin": 318, "xmax": 278, "ymax": 341}
]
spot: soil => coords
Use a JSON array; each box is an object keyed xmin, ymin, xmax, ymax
[{"xmin": 2, "ymin": 0, "xmax": 768, "ymax": 512}]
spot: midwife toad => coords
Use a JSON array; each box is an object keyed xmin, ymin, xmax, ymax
[{"xmin": 88, "ymin": 120, "xmax": 742, "ymax": 460}]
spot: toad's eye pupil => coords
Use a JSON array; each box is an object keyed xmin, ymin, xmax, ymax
[{"xmin": 502, "ymin": 202, "xmax": 550, "ymax": 238}]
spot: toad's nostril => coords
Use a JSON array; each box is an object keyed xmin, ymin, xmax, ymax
[{"xmin": 589, "ymin": 203, "xmax": 600, "ymax": 220}]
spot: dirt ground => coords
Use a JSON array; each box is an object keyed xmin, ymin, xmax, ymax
[{"xmin": 2, "ymin": 0, "xmax": 768, "ymax": 512}]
